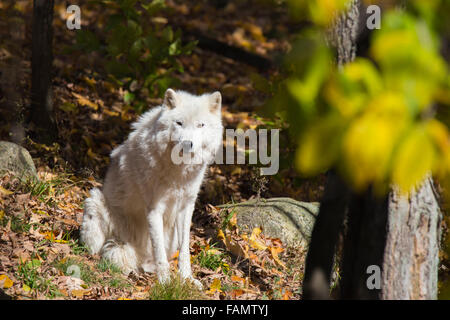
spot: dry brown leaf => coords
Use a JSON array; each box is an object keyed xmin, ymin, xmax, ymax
[{"xmin": 72, "ymin": 92, "xmax": 98, "ymax": 110}]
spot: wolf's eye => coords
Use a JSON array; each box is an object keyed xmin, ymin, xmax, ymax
[
  {"xmin": 198, "ymin": 123, "xmax": 205, "ymax": 128},
  {"xmin": 176, "ymin": 120, "xmax": 183, "ymax": 126}
]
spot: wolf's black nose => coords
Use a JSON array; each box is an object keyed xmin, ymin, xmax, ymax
[{"xmin": 182, "ymin": 140, "xmax": 193, "ymax": 152}]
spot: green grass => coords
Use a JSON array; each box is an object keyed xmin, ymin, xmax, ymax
[
  {"xmin": 17, "ymin": 173, "xmax": 79, "ymax": 204},
  {"xmin": 55, "ymin": 257, "xmax": 130, "ymax": 289},
  {"xmin": 95, "ymin": 258, "xmax": 130, "ymax": 288},
  {"xmin": 7, "ymin": 215, "xmax": 32, "ymax": 233},
  {"xmin": 221, "ymin": 207, "xmax": 237, "ymax": 230},
  {"xmin": 96, "ymin": 258, "xmax": 121, "ymax": 274},
  {"xmin": 17, "ymin": 258, "xmax": 62, "ymax": 298},
  {"xmin": 148, "ymin": 275, "xmax": 206, "ymax": 300},
  {"xmin": 195, "ymin": 244, "xmax": 230, "ymax": 274},
  {"xmin": 55, "ymin": 258, "xmax": 98, "ymax": 285}
]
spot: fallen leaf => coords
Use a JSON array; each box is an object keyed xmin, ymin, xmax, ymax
[
  {"xmin": 71, "ymin": 288, "xmax": 91, "ymax": 298},
  {"xmin": 231, "ymin": 289, "xmax": 244, "ymax": 298},
  {"xmin": 270, "ymin": 247, "xmax": 286, "ymax": 269},
  {"xmin": 72, "ymin": 92, "xmax": 98, "ymax": 110},
  {"xmin": 0, "ymin": 186, "xmax": 13, "ymax": 195},
  {"xmin": 249, "ymin": 227, "xmax": 267, "ymax": 251},
  {"xmin": 206, "ymin": 278, "xmax": 222, "ymax": 295},
  {"xmin": 224, "ymin": 234, "xmax": 248, "ymax": 259},
  {"xmin": 0, "ymin": 274, "xmax": 13, "ymax": 289},
  {"xmin": 231, "ymin": 275, "xmax": 245, "ymax": 285},
  {"xmin": 282, "ymin": 290, "xmax": 292, "ymax": 300}
]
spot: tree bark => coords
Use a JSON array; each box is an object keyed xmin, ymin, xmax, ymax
[
  {"xmin": 30, "ymin": 0, "xmax": 56, "ymax": 142},
  {"xmin": 381, "ymin": 177, "xmax": 442, "ymax": 299}
]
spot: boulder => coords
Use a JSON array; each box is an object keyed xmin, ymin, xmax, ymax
[
  {"xmin": 0, "ymin": 141, "xmax": 37, "ymax": 179},
  {"xmin": 222, "ymin": 197, "xmax": 319, "ymax": 247}
]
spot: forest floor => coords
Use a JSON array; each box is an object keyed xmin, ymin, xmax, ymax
[{"xmin": 0, "ymin": 0, "xmax": 448, "ymax": 300}]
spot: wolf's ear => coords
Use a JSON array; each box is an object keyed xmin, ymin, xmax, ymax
[
  {"xmin": 164, "ymin": 88, "xmax": 178, "ymax": 109},
  {"xmin": 209, "ymin": 91, "xmax": 221, "ymax": 114}
]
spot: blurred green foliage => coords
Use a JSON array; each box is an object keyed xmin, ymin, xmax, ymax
[
  {"xmin": 268, "ymin": 0, "xmax": 450, "ymax": 196},
  {"xmin": 74, "ymin": 0, "xmax": 196, "ymax": 113}
]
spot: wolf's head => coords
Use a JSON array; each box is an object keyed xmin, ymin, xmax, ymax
[{"xmin": 162, "ymin": 89, "xmax": 223, "ymax": 166}]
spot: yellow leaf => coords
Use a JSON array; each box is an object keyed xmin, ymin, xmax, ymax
[
  {"xmin": 250, "ymin": 227, "xmax": 262, "ymax": 239},
  {"xmin": 0, "ymin": 186, "xmax": 13, "ymax": 195},
  {"xmin": 231, "ymin": 275, "xmax": 245, "ymax": 284},
  {"xmin": 0, "ymin": 274, "xmax": 13, "ymax": 289},
  {"xmin": 392, "ymin": 125, "xmax": 435, "ymax": 193},
  {"xmin": 342, "ymin": 92, "xmax": 410, "ymax": 191},
  {"xmin": 71, "ymin": 289, "xmax": 90, "ymax": 298},
  {"xmin": 0, "ymin": 210, "xmax": 4, "ymax": 220},
  {"xmin": 117, "ymin": 297, "xmax": 131, "ymax": 300},
  {"xmin": 229, "ymin": 213, "xmax": 237, "ymax": 228},
  {"xmin": 270, "ymin": 247, "xmax": 286, "ymax": 269},
  {"xmin": 54, "ymin": 239, "xmax": 69, "ymax": 244},
  {"xmin": 224, "ymin": 234, "xmax": 248, "ymax": 259},
  {"xmin": 22, "ymin": 284, "xmax": 31, "ymax": 292},
  {"xmin": 426, "ymin": 119, "xmax": 449, "ymax": 154},
  {"xmin": 249, "ymin": 227, "xmax": 267, "ymax": 251},
  {"xmin": 206, "ymin": 278, "xmax": 222, "ymax": 295},
  {"xmin": 308, "ymin": 0, "xmax": 349, "ymax": 26},
  {"xmin": 171, "ymin": 250, "xmax": 179, "ymax": 260},
  {"xmin": 83, "ymin": 76, "xmax": 97, "ymax": 90},
  {"xmin": 296, "ymin": 116, "xmax": 343, "ymax": 176},
  {"xmin": 207, "ymin": 248, "xmax": 221, "ymax": 255},
  {"xmin": 72, "ymin": 92, "xmax": 98, "ymax": 110},
  {"xmin": 217, "ymin": 229, "xmax": 225, "ymax": 242}
]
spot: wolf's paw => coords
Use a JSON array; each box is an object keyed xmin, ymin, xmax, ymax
[
  {"xmin": 181, "ymin": 274, "xmax": 203, "ymax": 290},
  {"xmin": 189, "ymin": 278, "xmax": 203, "ymax": 290},
  {"xmin": 156, "ymin": 266, "xmax": 171, "ymax": 284},
  {"xmin": 141, "ymin": 261, "xmax": 156, "ymax": 273}
]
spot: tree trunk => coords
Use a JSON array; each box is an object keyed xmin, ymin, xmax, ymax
[
  {"xmin": 381, "ymin": 177, "xmax": 442, "ymax": 299},
  {"xmin": 302, "ymin": 0, "xmax": 361, "ymax": 300},
  {"xmin": 340, "ymin": 189, "xmax": 389, "ymax": 299},
  {"xmin": 302, "ymin": 171, "xmax": 351, "ymax": 299},
  {"xmin": 30, "ymin": 0, "xmax": 56, "ymax": 142}
]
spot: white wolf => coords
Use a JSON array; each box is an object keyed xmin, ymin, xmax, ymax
[{"xmin": 80, "ymin": 89, "xmax": 223, "ymax": 288}]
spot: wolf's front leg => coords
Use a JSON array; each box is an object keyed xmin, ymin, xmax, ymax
[
  {"xmin": 177, "ymin": 201, "xmax": 202, "ymax": 289},
  {"xmin": 147, "ymin": 206, "xmax": 170, "ymax": 284}
]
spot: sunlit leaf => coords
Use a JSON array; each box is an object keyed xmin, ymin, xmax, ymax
[
  {"xmin": 296, "ymin": 115, "xmax": 345, "ymax": 176},
  {"xmin": 0, "ymin": 274, "xmax": 13, "ymax": 289},
  {"xmin": 206, "ymin": 278, "xmax": 222, "ymax": 295},
  {"xmin": 0, "ymin": 186, "xmax": 13, "ymax": 195},
  {"xmin": 391, "ymin": 125, "xmax": 436, "ymax": 193}
]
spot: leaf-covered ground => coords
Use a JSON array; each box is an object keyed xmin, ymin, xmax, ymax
[{"xmin": 0, "ymin": 0, "xmax": 449, "ymax": 300}]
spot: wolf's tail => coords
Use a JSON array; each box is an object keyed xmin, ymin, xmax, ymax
[
  {"xmin": 80, "ymin": 188, "xmax": 139, "ymax": 274},
  {"xmin": 100, "ymin": 240, "xmax": 139, "ymax": 274},
  {"xmin": 80, "ymin": 188, "xmax": 110, "ymax": 254}
]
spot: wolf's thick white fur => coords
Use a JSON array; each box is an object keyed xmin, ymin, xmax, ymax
[{"xmin": 80, "ymin": 89, "xmax": 223, "ymax": 287}]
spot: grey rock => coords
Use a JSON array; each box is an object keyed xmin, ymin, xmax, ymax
[
  {"xmin": 222, "ymin": 197, "xmax": 319, "ymax": 247},
  {"xmin": 0, "ymin": 141, "xmax": 37, "ymax": 179}
]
